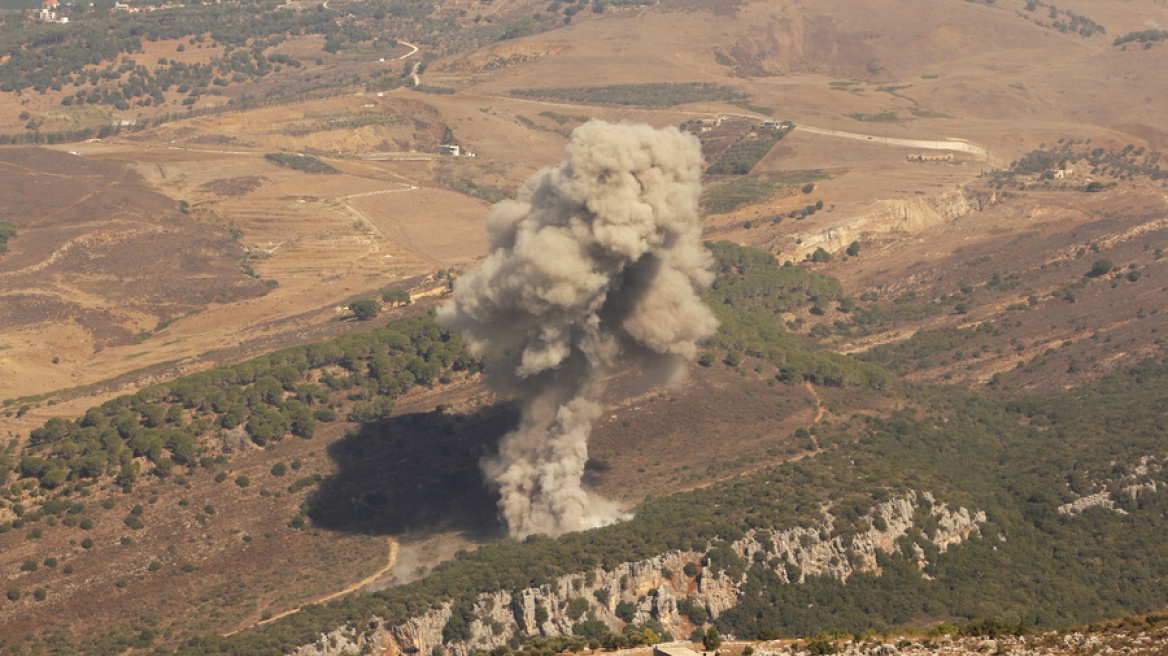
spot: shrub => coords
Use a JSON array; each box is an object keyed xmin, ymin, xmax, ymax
[
  {"xmin": 1089, "ymin": 258, "xmax": 1114, "ymax": 277},
  {"xmin": 263, "ymin": 153, "xmax": 338, "ymax": 174},
  {"xmin": 350, "ymin": 299, "xmax": 381, "ymax": 321},
  {"xmin": 808, "ymin": 247, "xmax": 832, "ymax": 263},
  {"xmin": 288, "ymin": 475, "xmax": 318, "ymax": 493},
  {"xmin": 382, "ymin": 289, "xmax": 411, "ymax": 306},
  {"xmin": 511, "ymin": 82, "xmax": 748, "ymax": 107},
  {"xmin": 566, "ymin": 597, "xmax": 590, "ymax": 620}
]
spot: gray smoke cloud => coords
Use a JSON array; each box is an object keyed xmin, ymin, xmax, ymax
[{"xmin": 437, "ymin": 120, "xmax": 718, "ymax": 538}]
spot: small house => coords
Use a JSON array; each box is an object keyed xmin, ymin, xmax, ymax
[{"xmin": 38, "ymin": 0, "xmax": 58, "ymax": 21}]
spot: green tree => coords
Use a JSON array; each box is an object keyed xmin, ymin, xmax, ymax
[
  {"xmin": 1089, "ymin": 258, "xmax": 1114, "ymax": 277},
  {"xmin": 0, "ymin": 222, "xmax": 16, "ymax": 253},
  {"xmin": 382, "ymin": 289, "xmax": 411, "ymax": 306},
  {"xmin": 245, "ymin": 406, "xmax": 287, "ymax": 445},
  {"xmin": 565, "ymin": 597, "xmax": 590, "ymax": 621},
  {"xmin": 808, "ymin": 247, "xmax": 832, "ymax": 263},
  {"xmin": 284, "ymin": 401, "xmax": 317, "ymax": 439},
  {"xmin": 350, "ymin": 299, "xmax": 381, "ymax": 321},
  {"xmin": 703, "ymin": 626, "xmax": 722, "ymax": 651},
  {"xmin": 846, "ymin": 241, "xmax": 861, "ymax": 257}
]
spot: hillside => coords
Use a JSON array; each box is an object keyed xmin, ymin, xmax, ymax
[
  {"xmin": 2, "ymin": 243, "xmax": 1168, "ymax": 655},
  {"xmin": 3, "ymin": 0, "xmax": 1168, "ymax": 654}
]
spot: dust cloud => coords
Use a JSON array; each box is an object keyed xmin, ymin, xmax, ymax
[{"xmin": 438, "ymin": 120, "xmax": 718, "ymax": 538}]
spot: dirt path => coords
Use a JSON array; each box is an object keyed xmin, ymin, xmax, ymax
[
  {"xmin": 803, "ymin": 381, "xmax": 824, "ymax": 450},
  {"xmin": 395, "ymin": 41, "xmax": 419, "ymax": 61},
  {"xmin": 461, "ymin": 96, "xmax": 990, "ymax": 159},
  {"xmin": 793, "ymin": 124, "xmax": 990, "ymax": 159},
  {"xmin": 224, "ymin": 536, "xmax": 399, "ymax": 636}
]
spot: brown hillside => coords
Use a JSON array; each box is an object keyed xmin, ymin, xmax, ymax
[
  {"xmin": 0, "ymin": 149, "xmax": 267, "ymax": 407},
  {"xmin": 6, "ymin": 0, "xmax": 1168, "ymax": 649}
]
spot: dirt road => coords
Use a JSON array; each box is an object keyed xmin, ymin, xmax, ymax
[{"xmin": 224, "ymin": 537, "xmax": 399, "ymax": 636}]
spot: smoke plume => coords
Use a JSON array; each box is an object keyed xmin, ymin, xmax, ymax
[{"xmin": 438, "ymin": 120, "xmax": 718, "ymax": 538}]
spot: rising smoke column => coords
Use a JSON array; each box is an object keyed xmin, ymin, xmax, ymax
[{"xmin": 437, "ymin": 121, "xmax": 718, "ymax": 538}]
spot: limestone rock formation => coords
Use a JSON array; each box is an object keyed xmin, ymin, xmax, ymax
[{"xmin": 293, "ymin": 491, "xmax": 985, "ymax": 656}]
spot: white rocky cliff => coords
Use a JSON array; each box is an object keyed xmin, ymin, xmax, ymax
[{"xmin": 294, "ymin": 491, "xmax": 986, "ymax": 656}]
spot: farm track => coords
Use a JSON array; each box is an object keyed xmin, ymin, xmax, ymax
[{"xmin": 224, "ymin": 537, "xmax": 399, "ymax": 636}]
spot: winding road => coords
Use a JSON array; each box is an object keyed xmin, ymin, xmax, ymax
[{"xmin": 224, "ymin": 537, "xmax": 399, "ymax": 636}]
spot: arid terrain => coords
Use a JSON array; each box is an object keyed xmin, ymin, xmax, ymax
[{"xmin": 3, "ymin": 0, "xmax": 1168, "ymax": 652}]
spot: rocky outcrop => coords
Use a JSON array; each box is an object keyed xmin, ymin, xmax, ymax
[
  {"xmin": 790, "ymin": 186, "xmax": 1001, "ymax": 260},
  {"xmin": 1058, "ymin": 455, "xmax": 1166, "ymax": 516},
  {"xmin": 293, "ymin": 491, "xmax": 985, "ymax": 656},
  {"xmin": 1057, "ymin": 491, "xmax": 1118, "ymax": 516}
]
